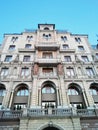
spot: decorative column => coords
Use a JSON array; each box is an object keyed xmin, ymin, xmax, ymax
[
  {"xmin": 27, "ymin": 89, "xmax": 31, "ymax": 108},
  {"xmin": 38, "ymin": 88, "xmax": 41, "ymax": 106},
  {"xmin": 8, "ymin": 90, "xmax": 14, "ymax": 109},
  {"xmin": 57, "ymin": 63, "xmax": 68, "ymax": 107},
  {"xmin": 56, "ymin": 88, "xmax": 60, "ymax": 106},
  {"xmin": 82, "ymin": 80, "xmax": 94, "ymax": 108}
]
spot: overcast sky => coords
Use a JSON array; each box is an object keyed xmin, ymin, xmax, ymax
[{"xmin": 0, "ymin": 0, "xmax": 98, "ymax": 45}]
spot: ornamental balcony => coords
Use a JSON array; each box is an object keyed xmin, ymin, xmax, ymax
[
  {"xmin": 0, "ymin": 108, "xmax": 98, "ymax": 119},
  {"xmin": 35, "ymin": 42, "xmax": 60, "ymax": 51},
  {"xmin": 18, "ymin": 48, "xmax": 35, "ymax": 53},
  {"xmin": 60, "ymin": 48, "xmax": 75, "ymax": 53},
  {"xmin": 38, "ymin": 72, "xmax": 58, "ymax": 79},
  {"xmin": 34, "ymin": 57, "xmax": 61, "ymax": 66}
]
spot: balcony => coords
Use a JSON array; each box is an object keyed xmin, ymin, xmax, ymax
[
  {"xmin": 0, "ymin": 110, "xmax": 22, "ymax": 119},
  {"xmin": 60, "ymin": 48, "xmax": 75, "ymax": 53},
  {"xmin": 0, "ymin": 108, "xmax": 98, "ymax": 119},
  {"xmin": 35, "ymin": 42, "xmax": 60, "ymax": 51},
  {"xmin": 35, "ymin": 57, "xmax": 61, "ymax": 66},
  {"xmin": 18, "ymin": 48, "xmax": 35, "ymax": 53},
  {"xmin": 38, "ymin": 72, "xmax": 58, "ymax": 79}
]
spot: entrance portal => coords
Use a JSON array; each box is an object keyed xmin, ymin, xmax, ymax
[{"xmin": 43, "ymin": 127, "xmax": 59, "ymax": 130}]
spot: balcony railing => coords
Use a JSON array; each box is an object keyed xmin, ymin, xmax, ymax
[
  {"xmin": 76, "ymin": 109, "xmax": 96, "ymax": 116},
  {"xmin": 0, "ymin": 110, "xmax": 23, "ymax": 119},
  {"xmin": 18, "ymin": 48, "xmax": 35, "ymax": 52},
  {"xmin": 38, "ymin": 72, "xmax": 58, "ymax": 78},
  {"xmin": 35, "ymin": 42, "xmax": 59, "ymax": 51},
  {"xmin": 0, "ymin": 108, "xmax": 98, "ymax": 119},
  {"xmin": 35, "ymin": 57, "xmax": 61, "ymax": 65},
  {"xmin": 27, "ymin": 108, "xmax": 72, "ymax": 117}
]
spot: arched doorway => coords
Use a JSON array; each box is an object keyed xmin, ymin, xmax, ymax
[
  {"xmin": 41, "ymin": 81, "xmax": 57, "ymax": 109},
  {"xmin": 43, "ymin": 127, "xmax": 59, "ymax": 130}
]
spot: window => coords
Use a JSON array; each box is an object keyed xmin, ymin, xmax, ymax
[
  {"xmin": 81, "ymin": 56, "xmax": 89, "ymax": 62},
  {"xmin": 43, "ymin": 52, "xmax": 53, "ymax": 58},
  {"xmin": 90, "ymin": 88, "xmax": 97, "ymax": 95},
  {"xmin": 5, "ymin": 55, "xmax": 12, "ymax": 62},
  {"xmin": 0, "ymin": 88, "xmax": 6, "ymax": 96},
  {"xmin": 14, "ymin": 104, "xmax": 27, "ymax": 109},
  {"xmin": 25, "ymin": 44, "xmax": 31, "ymax": 49},
  {"xmin": 86, "ymin": 68, "xmax": 94, "ymax": 76},
  {"xmin": 43, "ymin": 68, "xmax": 53, "ymax": 73},
  {"xmin": 1, "ymin": 68, "xmax": 9, "ymax": 76},
  {"xmin": 64, "ymin": 56, "xmax": 71, "ymax": 62},
  {"xmin": 21, "ymin": 68, "xmax": 29, "ymax": 76},
  {"xmin": 68, "ymin": 87, "xmax": 79, "ymax": 95},
  {"xmin": 17, "ymin": 87, "xmax": 28, "ymax": 96},
  {"xmin": 75, "ymin": 37, "xmax": 81, "ymax": 42},
  {"xmin": 23, "ymin": 56, "xmax": 30, "ymax": 62},
  {"xmin": 78, "ymin": 46, "xmax": 84, "ymax": 51},
  {"xmin": 61, "ymin": 36, "xmax": 67, "ymax": 42},
  {"xmin": 66, "ymin": 68, "xmax": 75, "ymax": 77},
  {"xmin": 26, "ymin": 36, "xmax": 33, "ymax": 42},
  {"xmin": 96, "ymin": 53, "xmax": 98, "ymax": 59},
  {"xmin": 63, "ymin": 44, "xmax": 69, "ymax": 49},
  {"xmin": 43, "ymin": 34, "xmax": 51, "ymax": 40},
  {"xmin": 44, "ymin": 27, "xmax": 49, "ymax": 30},
  {"xmin": 11, "ymin": 36, "xmax": 18, "ymax": 43},
  {"xmin": 42, "ymin": 86, "xmax": 55, "ymax": 94},
  {"xmin": 9, "ymin": 45, "xmax": 15, "ymax": 51}
]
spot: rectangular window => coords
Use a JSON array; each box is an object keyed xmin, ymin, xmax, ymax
[
  {"xmin": 96, "ymin": 53, "xmax": 98, "ymax": 59},
  {"xmin": 25, "ymin": 44, "xmax": 31, "ymax": 48},
  {"xmin": 5, "ymin": 55, "xmax": 12, "ymax": 62},
  {"xmin": 23, "ymin": 56, "xmax": 30, "ymax": 62},
  {"xmin": 64, "ymin": 56, "xmax": 71, "ymax": 62},
  {"xmin": 81, "ymin": 56, "xmax": 89, "ymax": 62},
  {"xmin": 1, "ymin": 68, "xmax": 9, "ymax": 76},
  {"xmin": 9, "ymin": 45, "xmax": 15, "ymax": 51},
  {"xmin": 86, "ymin": 68, "xmax": 94, "ymax": 76},
  {"xmin": 43, "ymin": 52, "xmax": 53, "ymax": 58},
  {"xmin": 21, "ymin": 68, "xmax": 29, "ymax": 76},
  {"xmin": 63, "ymin": 44, "xmax": 69, "ymax": 49},
  {"xmin": 66, "ymin": 68, "xmax": 74, "ymax": 77},
  {"xmin": 43, "ymin": 68, "xmax": 53, "ymax": 73},
  {"xmin": 78, "ymin": 46, "xmax": 84, "ymax": 51}
]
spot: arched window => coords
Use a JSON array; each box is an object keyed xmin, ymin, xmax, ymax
[
  {"xmin": 90, "ymin": 87, "xmax": 98, "ymax": 95},
  {"xmin": 17, "ymin": 87, "xmax": 28, "ymax": 96},
  {"xmin": 44, "ymin": 27, "xmax": 49, "ymax": 30},
  {"xmin": 42, "ymin": 86, "xmax": 55, "ymax": 94},
  {"xmin": 0, "ymin": 87, "xmax": 6, "ymax": 96},
  {"xmin": 68, "ymin": 87, "xmax": 79, "ymax": 95}
]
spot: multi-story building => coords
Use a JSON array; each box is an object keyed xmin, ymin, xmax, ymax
[{"xmin": 0, "ymin": 23, "xmax": 98, "ymax": 130}]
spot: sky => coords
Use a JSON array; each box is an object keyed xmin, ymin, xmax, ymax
[{"xmin": 0, "ymin": 0, "xmax": 98, "ymax": 45}]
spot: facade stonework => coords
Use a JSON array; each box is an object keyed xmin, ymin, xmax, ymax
[{"xmin": 0, "ymin": 24, "xmax": 98, "ymax": 130}]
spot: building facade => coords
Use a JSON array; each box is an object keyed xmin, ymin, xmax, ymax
[{"xmin": 0, "ymin": 24, "xmax": 98, "ymax": 130}]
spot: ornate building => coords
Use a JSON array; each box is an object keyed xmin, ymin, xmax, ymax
[{"xmin": 0, "ymin": 24, "xmax": 98, "ymax": 130}]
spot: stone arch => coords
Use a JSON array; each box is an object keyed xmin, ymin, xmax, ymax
[
  {"xmin": 68, "ymin": 83, "xmax": 82, "ymax": 94},
  {"xmin": 41, "ymin": 80, "xmax": 56, "ymax": 89},
  {"xmin": 38, "ymin": 122, "xmax": 64, "ymax": 130},
  {"xmin": 12, "ymin": 82, "xmax": 31, "ymax": 91}
]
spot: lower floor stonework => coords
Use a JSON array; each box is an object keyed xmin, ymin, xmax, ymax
[{"xmin": 19, "ymin": 117, "xmax": 81, "ymax": 130}]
